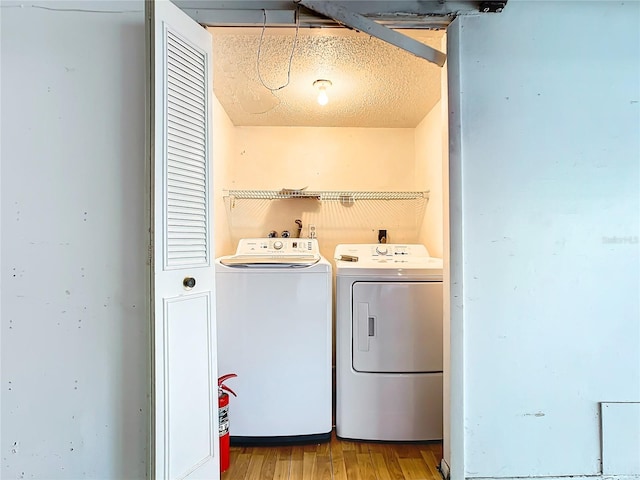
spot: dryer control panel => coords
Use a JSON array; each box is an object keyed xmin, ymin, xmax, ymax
[
  {"xmin": 370, "ymin": 244, "xmax": 427, "ymax": 257},
  {"xmin": 334, "ymin": 244, "xmax": 442, "ymax": 274},
  {"xmin": 336, "ymin": 244, "xmax": 429, "ymax": 260}
]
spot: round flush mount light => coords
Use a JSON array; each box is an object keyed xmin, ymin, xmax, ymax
[{"xmin": 313, "ymin": 79, "xmax": 332, "ymax": 106}]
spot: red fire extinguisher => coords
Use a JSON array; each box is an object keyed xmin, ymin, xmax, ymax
[{"xmin": 218, "ymin": 373, "xmax": 237, "ymax": 473}]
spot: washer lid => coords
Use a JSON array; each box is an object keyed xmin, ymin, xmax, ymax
[{"xmin": 219, "ymin": 254, "xmax": 320, "ymax": 267}]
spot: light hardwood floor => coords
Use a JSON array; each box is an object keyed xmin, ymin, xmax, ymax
[{"xmin": 222, "ymin": 432, "xmax": 443, "ymax": 480}]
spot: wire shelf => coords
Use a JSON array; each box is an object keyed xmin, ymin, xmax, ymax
[{"xmin": 224, "ymin": 190, "xmax": 429, "ymax": 203}]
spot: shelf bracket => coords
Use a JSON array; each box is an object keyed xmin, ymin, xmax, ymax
[{"xmin": 339, "ymin": 194, "xmax": 355, "ymax": 206}]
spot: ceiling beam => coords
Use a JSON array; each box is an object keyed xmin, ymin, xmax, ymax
[
  {"xmin": 179, "ymin": 8, "xmax": 297, "ymax": 27},
  {"xmin": 174, "ymin": 1, "xmax": 485, "ymax": 28},
  {"xmin": 297, "ymin": 0, "xmax": 447, "ymax": 67},
  {"xmin": 174, "ymin": 1, "xmax": 481, "ymax": 15}
]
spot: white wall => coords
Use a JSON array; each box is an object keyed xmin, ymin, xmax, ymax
[
  {"xmin": 414, "ymin": 58, "xmax": 451, "ymax": 472},
  {"xmin": 212, "ymin": 94, "xmax": 236, "ymax": 257},
  {"xmin": 1, "ymin": 3, "xmax": 148, "ymax": 478},
  {"xmin": 415, "ymin": 100, "xmax": 444, "ymax": 258},
  {"xmin": 217, "ymin": 126, "xmax": 425, "ymax": 260},
  {"xmin": 448, "ymin": 2, "xmax": 640, "ymax": 478},
  {"xmin": 230, "ymin": 127, "xmax": 416, "ymax": 191}
]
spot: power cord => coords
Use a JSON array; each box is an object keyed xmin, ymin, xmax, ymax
[{"xmin": 256, "ymin": 6, "xmax": 300, "ymax": 92}]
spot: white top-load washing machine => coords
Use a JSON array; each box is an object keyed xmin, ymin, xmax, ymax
[
  {"xmin": 215, "ymin": 238, "xmax": 332, "ymax": 445},
  {"xmin": 334, "ymin": 243, "xmax": 443, "ymax": 441}
]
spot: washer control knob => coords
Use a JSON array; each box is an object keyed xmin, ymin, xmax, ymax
[
  {"xmin": 273, "ymin": 241, "xmax": 283, "ymax": 250},
  {"xmin": 376, "ymin": 246, "xmax": 388, "ymax": 255}
]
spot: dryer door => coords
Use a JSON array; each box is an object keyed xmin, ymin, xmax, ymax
[{"xmin": 352, "ymin": 281, "xmax": 443, "ymax": 373}]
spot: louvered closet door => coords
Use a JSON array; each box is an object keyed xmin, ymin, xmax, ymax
[
  {"xmin": 166, "ymin": 28, "xmax": 208, "ymax": 268},
  {"xmin": 149, "ymin": 1, "xmax": 218, "ymax": 479}
]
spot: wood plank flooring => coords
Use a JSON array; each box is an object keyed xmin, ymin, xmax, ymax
[{"xmin": 222, "ymin": 432, "xmax": 443, "ymax": 480}]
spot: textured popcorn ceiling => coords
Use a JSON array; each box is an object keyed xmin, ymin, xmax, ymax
[{"xmin": 209, "ymin": 27, "xmax": 445, "ymax": 128}]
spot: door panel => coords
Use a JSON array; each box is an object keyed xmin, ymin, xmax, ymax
[
  {"xmin": 148, "ymin": 1, "xmax": 218, "ymax": 478},
  {"xmin": 166, "ymin": 294, "xmax": 214, "ymax": 478},
  {"xmin": 352, "ymin": 281, "xmax": 443, "ymax": 373}
]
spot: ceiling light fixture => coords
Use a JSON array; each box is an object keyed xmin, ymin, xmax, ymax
[{"xmin": 313, "ymin": 79, "xmax": 332, "ymax": 106}]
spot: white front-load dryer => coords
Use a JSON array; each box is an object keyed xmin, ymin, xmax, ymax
[
  {"xmin": 334, "ymin": 243, "xmax": 443, "ymax": 441},
  {"xmin": 216, "ymin": 238, "xmax": 332, "ymax": 445}
]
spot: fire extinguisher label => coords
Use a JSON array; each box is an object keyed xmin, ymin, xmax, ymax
[{"xmin": 219, "ymin": 405, "xmax": 229, "ymax": 437}]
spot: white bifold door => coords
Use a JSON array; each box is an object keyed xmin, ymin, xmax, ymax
[
  {"xmin": 352, "ymin": 281, "xmax": 443, "ymax": 373},
  {"xmin": 148, "ymin": 1, "xmax": 218, "ymax": 479}
]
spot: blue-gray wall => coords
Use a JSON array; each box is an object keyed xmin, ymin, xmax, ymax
[{"xmin": 448, "ymin": 1, "xmax": 639, "ymax": 476}]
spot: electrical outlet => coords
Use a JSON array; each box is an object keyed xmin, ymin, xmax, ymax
[{"xmin": 309, "ymin": 224, "xmax": 316, "ymax": 238}]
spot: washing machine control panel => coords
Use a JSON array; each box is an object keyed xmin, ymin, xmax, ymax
[{"xmin": 236, "ymin": 238, "xmax": 321, "ymax": 255}]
